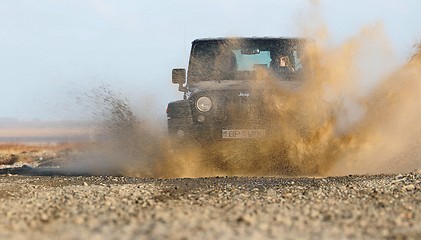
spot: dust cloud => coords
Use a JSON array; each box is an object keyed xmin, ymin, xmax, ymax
[
  {"xmin": 65, "ymin": 18, "xmax": 421, "ymax": 178},
  {"xmin": 254, "ymin": 27, "xmax": 421, "ymax": 176}
]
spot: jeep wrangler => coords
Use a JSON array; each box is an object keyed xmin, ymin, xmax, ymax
[{"xmin": 167, "ymin": 37, "xmax": 308, "ymax": 143}]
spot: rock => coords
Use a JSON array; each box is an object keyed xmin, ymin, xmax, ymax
[
  {"xmin": 236, "ymin": 214, "xmax": 255, "ymax": 226},
  {"xmin": 40, "ymin": 214, "xmax": 49, "ymax": 222},
  {"xmin": 403, "ymin": 184, "xmax": 415, "ymax": 191}
]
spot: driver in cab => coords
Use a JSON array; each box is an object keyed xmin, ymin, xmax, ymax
[{"xmin": 276, "ymin": 55, "xmax": 294, "ymax": 71}]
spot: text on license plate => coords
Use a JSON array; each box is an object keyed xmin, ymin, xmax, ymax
[{"xmin": 222, "ymin": 129, "xmax": 266, "ymax": 139}]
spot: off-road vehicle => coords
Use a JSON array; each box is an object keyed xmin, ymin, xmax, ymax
[{"xmin": 167, "ymin": 37, "xmax": 308, "ymax": 143}]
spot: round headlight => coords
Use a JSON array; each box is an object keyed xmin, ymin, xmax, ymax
[{"xmin": 196, "ymin": 96, "xmax": 212, "ymax": 112}]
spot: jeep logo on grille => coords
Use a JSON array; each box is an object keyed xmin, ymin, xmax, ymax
[{"xmin": 238, "ymin": 92, "xmax": 250, "ymax": 97}]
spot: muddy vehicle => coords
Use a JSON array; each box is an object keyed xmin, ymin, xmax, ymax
[{"xmin": 167, "ymin": 37, "xmax": 308, "ymax": 143}]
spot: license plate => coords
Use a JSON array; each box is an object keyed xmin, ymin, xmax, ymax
[{"xmin": 222, "ymin": 129, "xmax": 266, "ymax": 139}]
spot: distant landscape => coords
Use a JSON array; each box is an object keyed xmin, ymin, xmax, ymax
[{"xmin": 0, "ymin": 118, "xmax": 95, "ymax": 143}]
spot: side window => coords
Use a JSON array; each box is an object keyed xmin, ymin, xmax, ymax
[{"xmin": 293, "ymin": 50, "xmax": 303, "ymax": 70}]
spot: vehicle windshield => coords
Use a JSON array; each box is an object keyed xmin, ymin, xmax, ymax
[{"xmin": 188, "ymin": 39, "xmax": 306, "ymax": 82}]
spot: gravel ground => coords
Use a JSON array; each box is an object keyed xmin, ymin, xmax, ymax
[{"xmin": 0, "ymin": 170, "xmax": 419, "ymax": 240}]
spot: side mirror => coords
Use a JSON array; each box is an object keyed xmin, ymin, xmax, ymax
[
  {"xmin": 172, "ymin": 68, "xmax": 187, "ymax": 92},
  {"xmin": 172, "ymin": 68, "xmax": 186, "ymax": 84}
]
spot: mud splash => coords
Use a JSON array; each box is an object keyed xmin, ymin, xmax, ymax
[
  {"xmin": 67, "ymin": 31, "xmax": 421, "ymax": 178},
  {"xmin": 62, "ymin": 85, "xmax": 166, "ymax": 177},
  {"xmin": 329, "ymin": 41, "xmax": 421, "ymax": 175},
  {"xmin": 258, "ymin": 28, "xmax": 421, "ymax": 176}
]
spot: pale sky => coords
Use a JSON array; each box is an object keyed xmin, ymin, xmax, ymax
[{"xmin": 0, "ymin": 0, "xmax": 420, "ymax": 121}]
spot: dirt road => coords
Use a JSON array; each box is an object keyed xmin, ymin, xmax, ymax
[{"xmin": 0, "ymin": 170, "xmax": 419, "ymax": 239}]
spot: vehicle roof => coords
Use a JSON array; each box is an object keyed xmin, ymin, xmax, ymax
[{"xmin": 192, "ymin": 37, "xmax": 308, "ymax": 44}]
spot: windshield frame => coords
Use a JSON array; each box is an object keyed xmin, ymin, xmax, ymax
[{"xmin": 187, "ymin": 38, "xmax": 307, "ymax": 83}]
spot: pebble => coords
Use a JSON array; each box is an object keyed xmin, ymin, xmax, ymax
[{"xmin": 403, "ymin": 184, "xmax": 415, "ymax": 191}]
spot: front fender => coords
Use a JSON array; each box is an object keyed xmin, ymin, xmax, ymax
[{"xmin": 167, "ymin": 100, "xmax": 193, "ymax": 138}]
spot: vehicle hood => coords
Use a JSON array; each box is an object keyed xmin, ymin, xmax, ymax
[{"xmin": 188, "ymin": 80, "xmax": 301, "ymax": 94}]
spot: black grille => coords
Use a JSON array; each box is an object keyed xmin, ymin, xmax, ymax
[{"xmin": 221, "ymin": 94, "xmax": 265, "ymax": 125}]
